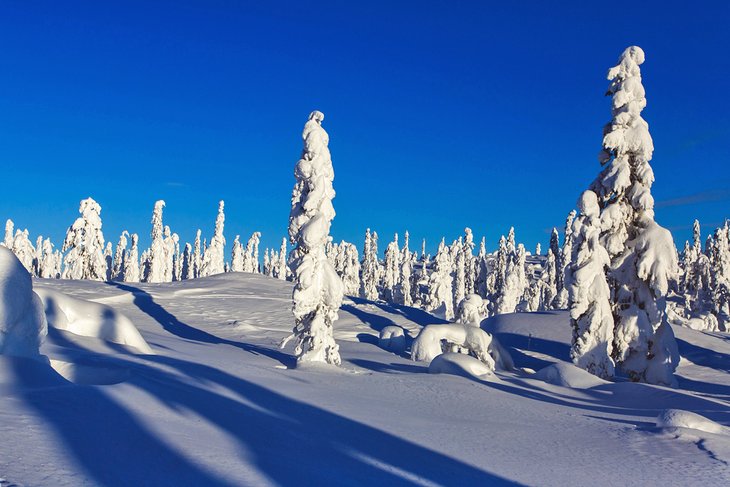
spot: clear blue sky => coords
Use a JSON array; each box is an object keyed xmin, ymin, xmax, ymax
[{"xmin": 1, "ymin": 1, "xmax": 728, "ymax": 257}]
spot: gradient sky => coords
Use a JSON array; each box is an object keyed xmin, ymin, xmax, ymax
[{"xmin": 1, "ymin": 1, "xmax": 729, "ymax": 257}]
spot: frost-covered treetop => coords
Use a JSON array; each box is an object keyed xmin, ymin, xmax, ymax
[
  {"xmin": 594, "ymin": 46, "xmax": 654, "ymax": 214},
  {"xmin": 289, "ymin": 110, "xmax": 336, "ymax": 251}
]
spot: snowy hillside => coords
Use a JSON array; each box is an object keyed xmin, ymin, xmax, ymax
[{"xmin": 1, "ymin": 273, "xmax": 728, "ymax": 486}]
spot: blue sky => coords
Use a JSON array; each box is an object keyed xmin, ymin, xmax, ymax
[{"xmin": 1, "ymin": 1, "xmax": 728, "ymax": 257}]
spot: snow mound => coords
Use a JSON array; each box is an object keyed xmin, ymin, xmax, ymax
[
  {"xmin": 0, "ymin": 355, "xmax": 69, "ymax": 392},
  {"xmin": 429, "ymin": 352, "xmax": 494, "ymax": 379},
  {"xmin": 0, "ymin": 247, "xmax": 47, "ymax": 359},
  {"xmin": 35, "ymin": 288, "xmax": 153, "ymax": 354},
  {"xmin": 378, "ymin": 325, "xmax": 406, "ymax": 354},
  {"xmin": 656, "ymin": 409, "xmax": 728, "ymax": 435},
  {"xmin": 534, "ymin": 363, "xmax": 608, "ymax": 389},
  {"xmin": 49, "ymin": 359, "xmax": 131, "ymax": 385}
]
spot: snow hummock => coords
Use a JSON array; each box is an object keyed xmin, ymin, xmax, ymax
[
  {"xmin": 534, "ymin": 362, "xmax": 608, "ymax": 389},
  {"xmin": 0, "ymin": 247, "xmax": 47, "ymax": 359},
  {"xmin": 429, "ymin": 352, "xmax": 494, "ymax": 379},
  {"xmin": 656, "ymin": 409, "xmax": 728, "ymax": 436},
  {"xmin": 34, "ymin": 287, "xmax": 152, "ymax": 354}
]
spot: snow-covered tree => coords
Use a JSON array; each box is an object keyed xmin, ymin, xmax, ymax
[
  {"xmin": 12, "ymin": 229, "xmax": 35, "ymax": 273},
  {"xmin": 340, "ymin": 242, "xmax": 361, "ymax": 296},
  {"xmin": 144, "ymin": 200, "xmax": 167, "ymax": 283},
  {"xmin": 231, "ymin": 235, "xmax": 244, "ymax": 272},
  {"xmin": 541, "ymin": 248, "xmax": 558, "ymax": 309},
  {"xmin": 242, "ymin": 232, "xmax": 261, "ymax": 273},
  {"xmin": 123, "ymin": 233, "xmax": 140, "ymax": 282},
  {"xmin": 360, "ymin": 228, "xmax": 379, "ymax": 300},
  {"xmin": 112, "ymin": 231, "xmax": 128, "ymax": 281},
  {"xmin": 535, "ymin": 243, "xmax": 541, "ymax": 256},
  {"xmin": 201, "ymin": 201, "xmax": 226, "ymax": 277},
  {"xmin": 62, "ymin": 197, "xmax": 107, "ymax": 280},
  {"xmin": 179, "ymin": 243, "xmax": 191, "ymax": 280},
  {"xmin": 396, "ymin": 231, "xmax": 412, "ymax": 306},
  {"xmin": 276, "ymin": 238, "xmax": 288, "ymax": 280},
  {"xmin": 104, "ymin": 241, "xmax": 113, "ymax": 281},
  {"xmin": 590, "ymin": 46, "xmax": 679, "ymax": 385},
  {"xmin": 162, "ymin": 226, "xmax": 179, "ymax": 282},
  {"xmin": 566, "ymin": 191, "xmax": 615, "ymax": 379},
  {"xmin": 709, "ymin": 223, "xmax": 730, "ymax": 328},
  {"xmin": 3, "ymin": 219, "xmax": 13, "ymax": 248},
  {"xmin": 497, "ymin": 243, "xmax": 527, "ymax": 314},
  {"xmin": 282, "ymin": 110, "xmax": 343, "ymax": 366},
  {"xmin": 428, "ymin": 239, "xmax": 454, "ymax": 320},
  {"xmin": 383, "ymin": 233, "xmax": 400, "ymax": 302},
  {"xmin": 39, "ymin": 239, "xmax": 57, "ymax": 279}
]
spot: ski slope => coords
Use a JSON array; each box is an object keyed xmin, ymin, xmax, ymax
[{"xmin": 1, "ymin": 273, "xmax": 729, "ymax": 486}]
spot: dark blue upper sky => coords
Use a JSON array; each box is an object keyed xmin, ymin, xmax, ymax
[{"xmin": 1, "ymin": 0, "xmax": 728, "ymax": 256}]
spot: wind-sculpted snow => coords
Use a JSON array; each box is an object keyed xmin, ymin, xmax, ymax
[{"xmin": 34, "ymin": 287, "xmax": 152, "ymax": 354}]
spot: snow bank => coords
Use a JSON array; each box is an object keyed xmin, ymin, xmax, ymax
[
  {"xmin": 534, "ymin": 363, "xmax": 608, "ymax": 389},
  {"xmin": 35, "ymin": 288, "xmax": 153, "ymax": 354},
  {"xmin": 0, "ymin": 247, "xmax": 47, "ymax": 359},
  {"xmin": 656, "ymin": 409, "xmax": 728, "ymax": 435},
  {"xmin": 428, "ymin": 352, "xmax": 493, "ymax": 379}
]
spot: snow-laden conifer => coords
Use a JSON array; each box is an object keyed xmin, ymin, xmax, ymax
[
  {"xmin": 201, "ymin": 201, "xmax": 226, "ymax": 277},
  {"xmin": 3, "ymin": 219, "xmax": 13, "ymax": 248},
  {"xmin": 112, "ymin": 231, "xmax": 128, "ymax": 281},
  {"xmin": 12, "ymin": 229, "xmax": 35, "ymax": 273},
  {"xmin": 428, "ymin": 239, "xmax": 454, "ymax": 320},
  {"xmin": 360, "ymin": 228, "xmax": 379, "ymax": 300},
  {"xmin": 231, "ymin": 235, "xmax": 244, "ymax": 272},
  {"xmin": 566, "ymin": 191, "xmax": 615, "ymax": 378},
  {"xmin": 62, "ymin": 198, "xmax": 106, "ymax": 280},
  {"xmin": 123, "ymin": 233, "xmax": 140, "ymax": 282},
  {"xmin": 283, "ymin": 111, "xmax": 343, "ymax": 365},
  {"xmin": 590, "ymin": 46, "xmax": 679, "ymax": 385},
  {"xmin": 145, "ymin": 200, "xmax": 167, "ymax": 283}
]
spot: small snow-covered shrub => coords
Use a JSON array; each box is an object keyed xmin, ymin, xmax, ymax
[
  {"xmin": 656, "ymin": 409, "xmax": 728, "ymax": 435},
  {"xmin": 0, "ymin": 247, "xmax": 47, "ymax": 359},
  {"xmin": 378, "ymin": 325, "xmax": 406, "ymax": 354},
  {"xmin": 411, "ymin": 323, "xmax": 495, "ymax": 371}
]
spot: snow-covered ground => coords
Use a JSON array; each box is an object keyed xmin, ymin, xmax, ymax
[{"xmin": 1, "ymin": 273, "xmax": 729, "ymax": 486}]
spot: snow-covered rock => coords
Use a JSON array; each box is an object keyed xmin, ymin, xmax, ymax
[{"xmin": 0, "ymin": 247, "xmax": 47, "ymax": 359}]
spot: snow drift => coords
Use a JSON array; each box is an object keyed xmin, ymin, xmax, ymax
[{"xmin": 35, "ymin": 287, "xmax": 152, "ymax": 354}]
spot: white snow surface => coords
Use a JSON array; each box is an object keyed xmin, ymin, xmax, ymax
[
  {"xmin": 1, "ymin": 274, "xmax": 729, "ymax": 486},
  {"xmin": 34, "ymin": 287, "xmax": 152, "ymax": 354}
]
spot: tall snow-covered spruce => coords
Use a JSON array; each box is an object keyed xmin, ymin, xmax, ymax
[
  {"xmin": 589, "ymin": 46, "xmax": 679, "ymax": 385},
  {"xmin": 283, "ymin": 111, "xmax": 344, "ymax": 366}
]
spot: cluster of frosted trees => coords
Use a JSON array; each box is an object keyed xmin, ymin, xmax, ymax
[
  {"xmin": 2, "ymin": 197, "xmax": 281, "ymax": 285},
  {"xmin": 677, "ymin": 219, "xmax": 730, "ymax": 332},
  {"xmin": 349, "ymin": 225, "xmax": 574, "ymax": 321}
]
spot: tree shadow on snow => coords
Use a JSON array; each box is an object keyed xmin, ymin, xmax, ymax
[
  {"xmin": 18, "ymin": 329, "xmax": 518, "ymax": 486},
  {"xmin": 348, "ymin": 296, "xmax": 449, "ymax": 326},
  {"xmin": 106, "ymin": 282, "xmax": 294, "ymax": 368}
]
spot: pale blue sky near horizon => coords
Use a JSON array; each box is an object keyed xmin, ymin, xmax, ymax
[{"xmin": 1, "ymin": 1, "xmax": 728, "ymax": 257}]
